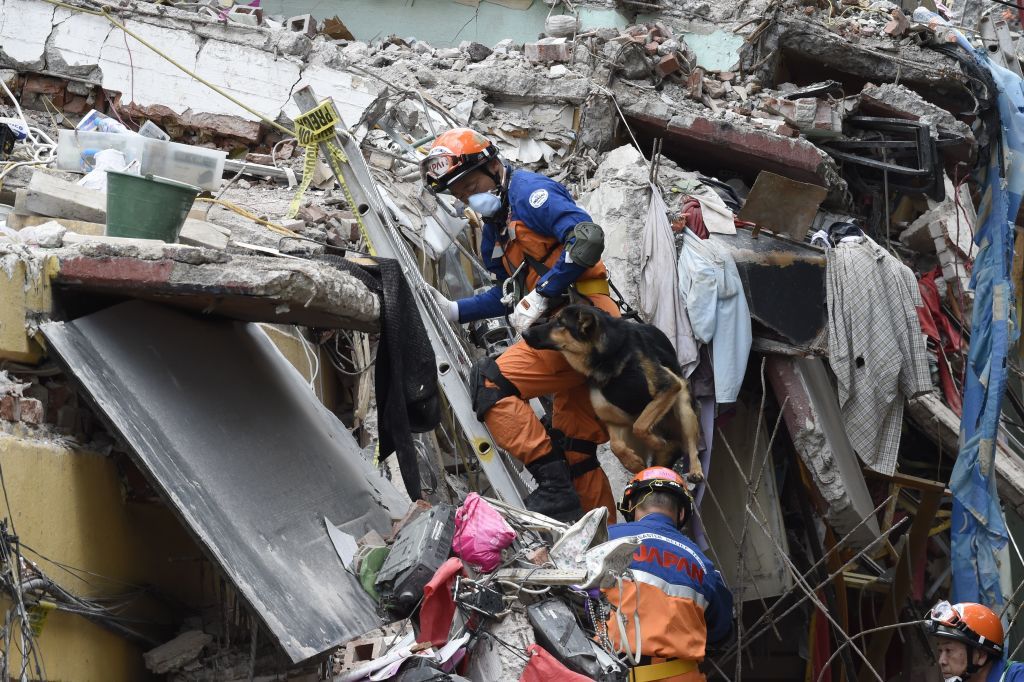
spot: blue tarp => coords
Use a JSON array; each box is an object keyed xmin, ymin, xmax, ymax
[{"xmin": 950, "ymin": 44, "xmax": 1024, "ymax": 609}]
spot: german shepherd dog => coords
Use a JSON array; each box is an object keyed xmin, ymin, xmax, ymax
[{"xmin": 522, "ymin": 305, "xmax": 703, "ymax": 483}]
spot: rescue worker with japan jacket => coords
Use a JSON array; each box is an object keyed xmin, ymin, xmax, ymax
[
  {"xmin": 926, "ymin": 600, "xmax": 1024, "ymax": 681},
  {"xmin": 605, "ymin": 467, "xmax": 733, "ymax": 682},
  {"xmin": 422, "ymin": 128, "xmax": 617, "ymax": 522}
]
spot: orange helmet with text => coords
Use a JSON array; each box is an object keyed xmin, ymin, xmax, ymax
[
  {"xmin": 420, "ymin": 128, "xmax": 499, "ymax": 194},
  {"xmin": 618, "ymin": 466, "xmax": 693, "ymax": 523}
]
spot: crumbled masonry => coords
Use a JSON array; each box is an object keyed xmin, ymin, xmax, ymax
[{"xmin": 0, "ymin": 0, "xmax": 1020, "ymax": 680}]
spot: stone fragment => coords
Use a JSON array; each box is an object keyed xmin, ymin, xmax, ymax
[
  {"xmin": 466, "ymin": 42, "xmax": 493, "ymax": 62},
  {"xmin": 144, "ymin": 631, "xmax": 213, "ymax": 675}
]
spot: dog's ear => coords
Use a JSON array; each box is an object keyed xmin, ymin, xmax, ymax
[{"xmin": 574, "ymin": 307, "xmax": 599, "ymax": 340}]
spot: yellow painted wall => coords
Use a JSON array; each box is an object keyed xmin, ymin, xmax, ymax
[{"xmin": 0, "ymin": 432, "xmax": 210, "ymax": 682}]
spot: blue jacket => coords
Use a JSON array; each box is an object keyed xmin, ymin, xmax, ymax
[
  {"xmin": 457, "ymin": 168, "xmax": 593, "ymax": 323},
  {"xmin": 988, "ymin": 660, "xmax": 1024, "ymax": 681},
  {"xmin": 605, "ymin": 512, "xmax": 734, "ymax": 661}
]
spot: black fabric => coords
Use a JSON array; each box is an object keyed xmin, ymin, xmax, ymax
[
  {"xmin": 317, "ymin": 255, "xmax": 440, "ymax": 501},
  {"xmin": 568, "ymin": 455, "xmax": 601, "ymax": 480},
  {"xmin": 547, "ymin": 428, "xmax": 599, "ymax": 479},
  {"xmin": 469, "ymin": 355, "xmax": 520, "ymax": 420},
  {"xmin": 524, "ymin": 456, "xmax": 582, "ymax": 521}
]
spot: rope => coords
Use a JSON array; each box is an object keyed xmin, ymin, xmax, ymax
[{"xmin": 193, "ymin": 197, "xmax": 297, "ymax": 237}]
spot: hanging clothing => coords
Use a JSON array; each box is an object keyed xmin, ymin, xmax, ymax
[
  {"xmin": 676, "ymin": 197, "xmax": 709, "ymax": 238},
  {"xmin": 917, "ymin": 267, "xmax": 964, "ymax": 414},
  {"xmin": 641, "ymin": 184, "xmax": 699, "ymax": 377},
  {"xmin": 825, "ymin": 236, "xmax": 932, "ymax": 476},
  {"xmin": 677, "ymin": 230, "xmax": 752, "ymax": 404}
]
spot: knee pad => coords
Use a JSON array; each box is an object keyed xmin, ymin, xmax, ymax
[{"xmin": 469, "ymin": 356, "xmax": 521, "ymax": 421}]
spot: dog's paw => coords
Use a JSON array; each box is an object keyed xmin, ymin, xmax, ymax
[
  {"xmin": 616, "ymin": 451, "xmax": 646, "ymax": 473},
  {"xmin": 685, "ymin": 471, "xmax": 704, "ymax": 484}
]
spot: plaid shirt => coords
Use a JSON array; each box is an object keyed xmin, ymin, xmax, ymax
[{"xmin": 826, "ymin": 237, "xmax": 932, "ymax": 475}]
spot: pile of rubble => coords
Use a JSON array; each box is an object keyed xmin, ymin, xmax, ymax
[{"xmin": 0, "ymin": 0, "xmax": 1023, "ymax": 680}]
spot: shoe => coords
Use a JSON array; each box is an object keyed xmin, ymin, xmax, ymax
[{"xmin": 524, "ymin": 456, "xmax": 583, "ymax": 523}]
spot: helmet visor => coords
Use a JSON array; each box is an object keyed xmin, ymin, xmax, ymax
[{"xmin": 421, "ymin": 152, "xmax": 460, "ymax": 193}]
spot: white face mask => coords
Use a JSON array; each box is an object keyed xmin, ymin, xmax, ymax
[{"xmin": 468, "ymin": 191, "xmax": 502, "ymax": 218}]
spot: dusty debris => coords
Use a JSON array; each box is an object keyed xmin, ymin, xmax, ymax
[{"xmin": 144, "ymin": 631, "xmax": 214, "ymax": 675}]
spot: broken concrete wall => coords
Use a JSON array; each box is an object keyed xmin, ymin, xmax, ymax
[
  {"xmin": 578, "ymin": 144, "xmax": 650, "ymax": 311},
  {"xmin": 745, "ymin": 12, "xmax": 969, "ymax": 110},
  {"xmin": 1, "ymin": 0, "xmax": 380, "ymax": 141}
]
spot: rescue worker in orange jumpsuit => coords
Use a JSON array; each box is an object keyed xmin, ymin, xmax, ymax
[
  {"xmin": 605, "ymin": 467, "xmax": 733, "ymax": 682},
  {"xmin": 421, "ymin": 128, "xmax": 616, "ymax": 522}
]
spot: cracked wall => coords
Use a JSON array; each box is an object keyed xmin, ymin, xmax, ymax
[{"xmin": 0, "ymin": 0, "xmax": 381, "ymax": 138}]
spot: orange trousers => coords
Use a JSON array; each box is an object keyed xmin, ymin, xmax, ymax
[{"xmin": 484, "ymin": 293, "xmax": 619, "ymax": 518}]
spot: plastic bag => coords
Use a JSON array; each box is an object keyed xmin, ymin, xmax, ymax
[{"xmin": 452, "ymin": 493, "xmax": 515, "ymax": 572}]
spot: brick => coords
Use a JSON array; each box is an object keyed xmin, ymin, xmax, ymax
[
  {"xmin": 22, "ymin": 75, "xmax": 64, "ymax": 96},
  {"xmin": 687, "ymin": 68, "xmax": 705, "ymax": 100},
  {"xmin": 56, "ymin": 405, "xmax": 79, "ymax": 431},
  {"xmin": 645, "ymin": 41, "xmax": 660, "ymax": 56},
  {"xmin": 227, "ymin": 5, "xmax": 263, "ymax": 26},
  {"xmin": 62, "ymin": 95, "xmax": 91, "ymax": 115},
  {"xmin": 0, "ymin": 396, "xmax": 18, "ymax": 421},
  {"xmin": 776, "ymin": 123, "xmax": 799, "ymax": 137},
  {"xmin": 19, "ymin": 398, "xmax": 43, "ymax": 425},
  {"xmin": 657, "ymin": 53, "xmax": 682, "ymax": 77},
  {"xmin": 287, "ymin": 14, "xmax": 317, "ymax": 38},
  {"xmin": 524, "ymin": 40, "xmax": 572, "ymax": 63}
]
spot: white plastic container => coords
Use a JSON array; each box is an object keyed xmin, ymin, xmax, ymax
[
  {"xmin": 56, "ymin": 129, "xmax": 146, "ymax": 173},
  {"xmin": 141, "ymin": 140, "xmax": 226, "ymax": 192},
  {"xmin": 55, "ymin": 130, "xmax": 226, "ymax": 191}
]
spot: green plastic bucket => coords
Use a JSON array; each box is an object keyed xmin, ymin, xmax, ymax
[{"xmin": 105, "ymin": 171, "xmax": 200, "ymax": 242}]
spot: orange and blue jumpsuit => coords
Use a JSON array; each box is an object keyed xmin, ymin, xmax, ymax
[
  {"xmin": 605, "ymin": 513, "xmax": 734, "ymax": 681},
  {"xmin": 455, "ymin": 166, "xmax": 618, "ymax": 517}
]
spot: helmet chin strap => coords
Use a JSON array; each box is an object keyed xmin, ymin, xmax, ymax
[{"xmin": 956, "ymin": 649, "xmax": 988, "ymax": 682}]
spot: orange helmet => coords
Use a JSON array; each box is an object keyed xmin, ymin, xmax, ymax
[
  {"xmin": 420, "ymin": 128, "xmax": 499, "ymax": 193},
  {"xmin": 926, "ymin": 600, "xmax": 1004, "ymax": 657},
  {"xmin": 618, "ymin": 467, "xmax": 693, "ymax": 522}
]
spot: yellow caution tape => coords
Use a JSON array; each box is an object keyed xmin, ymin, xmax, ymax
[{"xmin": 285, "ymin": 99, "xmax": 375, "ymax": 255}]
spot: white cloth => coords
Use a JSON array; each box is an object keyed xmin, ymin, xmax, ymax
[
  {"xmin": 640, "ymin": 184, "xmax": 699, "ymax": 377},
  {"xmin": 692, "ymin": 189, "xmax": 736, "ymax": 235},
  {"xmin": 677, "ymin": 230, "xmax": 752, "ymax": 404}
]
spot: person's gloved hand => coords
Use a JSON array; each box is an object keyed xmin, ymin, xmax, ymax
[
  {"xmin": 428, "ymin": 286, "xmax": 459, "ymax": 323},
  {"xmin": 510, "ymin": 289, "xmax": 549, "ymax": 334}
]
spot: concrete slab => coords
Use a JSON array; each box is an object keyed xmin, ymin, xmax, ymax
[
  {"xmin": 766, "ymin": 356, "xmax": 881, "ymax": 550},
  {"xmin": 51, "ymin": 239, "xmax": 380, "ymax": 331}
]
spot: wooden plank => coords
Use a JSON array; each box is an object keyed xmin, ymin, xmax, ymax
[{"xmin": 859, "ymin": 486, "xmax": 941, "ymax": 680}]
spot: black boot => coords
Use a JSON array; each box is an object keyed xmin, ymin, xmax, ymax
[{"xmin": 524, "ymin": 455, "xmax": 583, "ymax": 523}]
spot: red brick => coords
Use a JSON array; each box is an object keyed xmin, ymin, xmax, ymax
[
  {"xmin": 524, "ymin": 41, "xmax": 572, "ymax": 63},
  {"xmin": 63, "ymin": 95, "xmax": 91, "ymax": 115},
  {"xmin": 0, "ymin": 396, "xmax": 18, "ymax": 421},
  {"xmin": 22, "ymin": 75, "xmax": 64, "ymax": 96},
  {"xmin": 776, "ymin": 124, "xmax": 799, "ymax": 137},
  {"xmin": 19, "ymin": 398, "xmax": 43, "ymax": 425},
  {"xmin": 657, "ymin": 53, "xmax": 682, "ymax": 77},
  {"xmin": 56, "ymin": 405, "xmax": 79, "ymax": 431},
  {"xmin": 645, "ymin": 41, "xmax": 660, "ymax": 55}
]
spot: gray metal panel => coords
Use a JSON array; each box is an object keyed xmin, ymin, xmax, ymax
[{"xmin": 42, "ymin": 301, "xmax": 392, "ymax": 663}]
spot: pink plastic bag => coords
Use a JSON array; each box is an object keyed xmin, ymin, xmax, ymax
[{"xmin": 452, "ymin": 493, "xmax": 516, "ymax": 572}]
